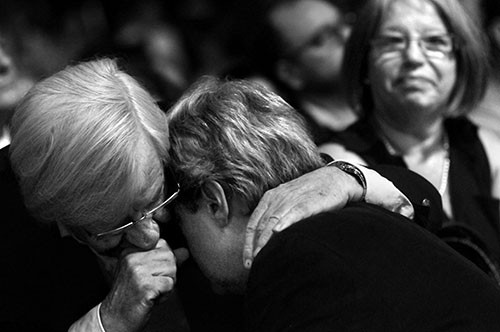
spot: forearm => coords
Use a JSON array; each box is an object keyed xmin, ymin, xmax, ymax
[{"xmin": 326, "ymin": 160, "xmax": 414, "ymax": 219}]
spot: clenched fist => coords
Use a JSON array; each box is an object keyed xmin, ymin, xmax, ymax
[{"xmin": 100, "ymin": 239, "xmax": 189, "ymax": 332}]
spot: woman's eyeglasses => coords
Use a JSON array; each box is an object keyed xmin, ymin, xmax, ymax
[{"xmin": 371, "ymin": 33, "xmax": 456, "ymax": 59}]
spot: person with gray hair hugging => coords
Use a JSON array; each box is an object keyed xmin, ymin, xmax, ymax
[{"xmin": 1, "ymin": 58, "xmax": 418, "ymax": 332}]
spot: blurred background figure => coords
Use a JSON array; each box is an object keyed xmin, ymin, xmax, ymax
[
  {"xmin": 0, "ymin": 0, "xmax": 227, "ymax": 111},
  {"xmin": 0, "ymin": 0, "xmax": 108, "ymax": 78},
  {"xmin": 0, "ymin": 0, "xmax": 105, "ymax": 150},
  {"xmin": 222, "ymin": 0, "xmax": 361, "ymax": 145},
  {"xmin": 469, "ymin": 0, "xmax": 500, "ymax": 136},
  {"xmin": 320, "ymin": 0, "xmax": 500, "ymax": 284},
  {"xmin": 92, "ymin": 0, "xmax": 196, "ymax": 108},
  {"xmin": 0, "ymin": 32, "xmax": 34, "ymax": 149}
]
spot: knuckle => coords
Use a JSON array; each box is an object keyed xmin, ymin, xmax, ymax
[
  {"xmin": 128, "ymin": 264, "xmax": 142, "ymax": 277},
  {"xmin": 159, "ymin": 277, "xmax": 174, "ymax": 293},
  {"xmin": 142, "ymin": 285, "xmax": 159, "ymax": 300},
  {"xmin": 262, "ymin": 188, "xmax": 278, "ymax": 201},
  {"xmin": 256, "ymin": 221, "xmax": 267, "ymax": 232},
  {"xmin": 257, "ymin": 233, "xmax": 271, "ymax": 248},
  {"xmin": 290, "ymin": 202, "xmax": 310, "ymax": 214},
  {"xmin": 243, "ymin": 242, "xmax": 252, "ymax": 251},
  {"xmin": 170, "ymin": 263, "xmax": 177, "ymax": 276},
  {"xmin": 164, "ymin": 249, "xmax": 175, "ymax": 261},
  {"xmin": 246, "ymin": 223, "xmax": 257, "ymax": 232},
  {"xmin": 122, "ymin": 254, "xmax": 137, "ymax": 268},
  {"xmin": 167, "ymin": 277, "xmax": 175, "ymax": 289}
]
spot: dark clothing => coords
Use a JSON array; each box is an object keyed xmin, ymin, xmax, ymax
[
  {"xmin": 177, "ymin": 260, "xmax": 245, "ymax": 332},
  {"xmin": 180, "ymin": 164, "xmax": 450, "ymax": 332},
  {"xmin": 297, "ymin": 104, "xmax": 341, "ymax": 146},
  {"xmin": 0, "ymin": 147, "xmax": 108, "ymax": 331},
  {"xmin": 246, "ymin": 202, "xmax": 500, "ymax": 331},
  {"xmin": 0, "ymin": 146, "xmax": 188, "ymax": 332},
  {"xmin": 3, "ymin": 142, "xmax": 491, "ymax": 332},
  {"xmin": 276, "ymin": 88, "xmax": 341, "ymax": 146},
  {"xmin": 329, "ymin": 117, "xmax": 500, "ymax": 281}
]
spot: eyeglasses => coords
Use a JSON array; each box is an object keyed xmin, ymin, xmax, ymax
[
  {"xmin": 371, "ymin": 33, "xmax": 456, "ymax": 59},
  {"xmin": 93, "ymin": 166, "xmax": 180, "ymax": 240}
]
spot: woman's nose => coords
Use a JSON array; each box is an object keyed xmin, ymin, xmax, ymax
[{"xmin": 402, "ymin": 39, "xmax": 426, "ymax": 64}]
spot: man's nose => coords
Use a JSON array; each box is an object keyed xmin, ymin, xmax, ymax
[{"xmin": 125, "ymin": 217, "xmax": 160, "ymax": 250}]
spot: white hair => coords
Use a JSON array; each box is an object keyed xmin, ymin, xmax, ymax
[{"xmin": 10, "ymin": 58, "xmax": 169, "ymax": 227}]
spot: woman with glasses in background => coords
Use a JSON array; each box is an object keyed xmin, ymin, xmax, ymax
[{"xmin": 320, "ymin": 0, "xmax": 500, "ymax": 285}]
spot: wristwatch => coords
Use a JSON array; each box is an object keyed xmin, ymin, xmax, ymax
[{"xmin": 326, "ymin": 160, "xmax": 367, "ymax": 202}]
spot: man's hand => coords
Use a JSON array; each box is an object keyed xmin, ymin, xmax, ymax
[
  {"xmin": 243, "ymin": 164, "xmax": 414, "ymax": 268},
  {"xmin": 243, "ymin": 166, "xmax": 356, "ymax": 268},
  {"xmin": 100, "ymin": 239, "xmax": 189, "ymax": 332}
]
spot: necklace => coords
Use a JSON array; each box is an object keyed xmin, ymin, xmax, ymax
[
  {"xmin": 438, "ymin": 136, "xmax": 450, "ymax": 197},
  {"xmin": 382, "ymin": 133, "xmax": 450, "ymax": 197}
]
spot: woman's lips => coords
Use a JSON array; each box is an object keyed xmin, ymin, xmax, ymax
[{"xmin": 394, "ymin": 76, "xmax": 434, "ymax": 89}]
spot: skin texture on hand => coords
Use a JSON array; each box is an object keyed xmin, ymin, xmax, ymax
[
  {"xmin": 243, "ymin": 164, "xmax": 414, "ymax": 268},
  {"xmin": 243, "ymin": 166, "xmax": 354, "ymax": 268},
  {"xmin": 99, "ymin": 239, "xmax": 189, "ymax": 332}
]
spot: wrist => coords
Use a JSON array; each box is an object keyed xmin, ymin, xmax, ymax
[
  {"xmin": 326, "ymin": 160, "xmax": 367, "ymax": 202},
  {"xmin": 96, "ymin": 303, "xmax": 107, "ymax": 332},
  {"xmin": 100, "ymin": 299, "xmax": 137, "ymax": 332}
]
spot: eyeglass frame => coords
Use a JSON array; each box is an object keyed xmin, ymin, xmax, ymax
[
  {"xmin": 92, "ymin": 170, "xmax": 180, "ymax": 240},
  {"xmin": 370, "ymin": 33, "xmax": 457, "ymax": 59}
]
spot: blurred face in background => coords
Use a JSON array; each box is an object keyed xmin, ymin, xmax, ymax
[
  {"xmin": 0, "ymin": 39, "xmax": 16, "ymax": 101},
  {"xmin": 0, "ymin": 35, "xmax": 33, "ymax": 130},
  {"xmin": 271, "ymin": 0, "xmax": 351, "ymax": 92},
  {"xmin": 368, "ymin": 0, "xmax": 456, "ymax": 122}
]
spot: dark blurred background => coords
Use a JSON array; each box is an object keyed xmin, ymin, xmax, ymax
[{"xmin": 0, "ymin": 0, "xmax": 365, "ymax": 106}]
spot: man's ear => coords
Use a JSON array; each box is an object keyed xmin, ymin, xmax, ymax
[
  {"xmin": 275, "ymin": 59, "xmax": 304, "ymax": 91},
  {"xmin": 201, "ymin": 180, "xmax": 230, "ymax": 228}
]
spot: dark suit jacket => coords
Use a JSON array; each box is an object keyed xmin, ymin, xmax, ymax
[
  {"xmin": 245, "ymin": 203, "xmax": 500, "ymax": 331},
  {"xmin": 179, "ymin": 164, "xmax": 451, "ymax": 332},
  {"xmin": 0, "ymin": 147, "xmax": 109, "ymax": 332}
]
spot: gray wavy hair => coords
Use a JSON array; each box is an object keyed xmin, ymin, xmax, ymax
[{"xmin": 167, "ymin": 76, "xmax": 323, "ymax": 212}]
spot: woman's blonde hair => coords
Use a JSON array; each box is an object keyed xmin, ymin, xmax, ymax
[{"xmin": 10, "ymin": 58, "xmax": 169, "ymax": 227}]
